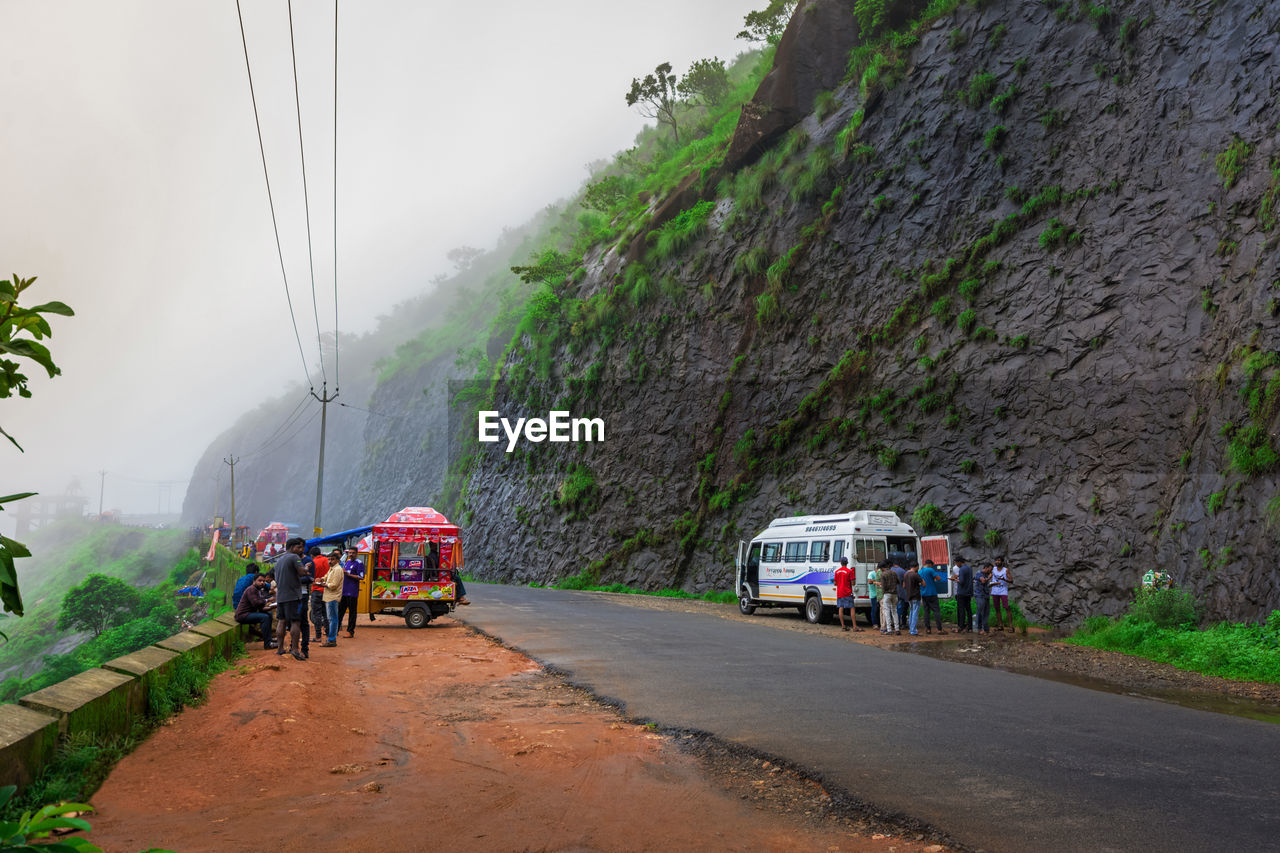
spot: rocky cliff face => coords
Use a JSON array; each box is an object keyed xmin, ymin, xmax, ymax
[
  {"xmin": 458, "ymin": 0, "xmax": 1280, "ymax": 625},
  {"xmin": 191, "ymin": 0, "xmax": 1280, "ymax": 626},
  {"xmin": 352, "ymin": 355, "xmax": 458, "ymax": 526}
]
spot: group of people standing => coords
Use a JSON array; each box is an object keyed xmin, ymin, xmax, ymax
[
  {"xmin": 863, "ymin": 555, "xmax": 1013, "ymax": 636},
  {"xmin": 232, "ymin": 537, "xmax": 367, "ymax": 660},
  {"xmin": 949, "ymin": 556, "xmax": 1013, "ymax": 635}
]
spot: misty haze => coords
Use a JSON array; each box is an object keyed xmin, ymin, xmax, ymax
[{"xmin": 3, "ymin": 1, "xmax": 1279, "ymax": 851}]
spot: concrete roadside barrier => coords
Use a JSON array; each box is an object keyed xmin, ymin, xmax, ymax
[
  {"xmin": 18, "ymin": 667, "xmax": 142, "ymax": 740},
  {"xmin": 0, "ymin": 704, "xmax": 60, "ymax": 789},
  {"xmin": 101, "ymin": 646, "xmax": 180, "ymax": 714},
  {"xmin": 155, "ymin": 630, "xmax": 214, "ymax": 664},
  {"xmin": 213, "ymin": 610, "xmax": 250, "ymax": 643},
  {"xmin": 3, "ymin": 610, "xmax": 248, "ymax": 795},
  {"xmin": 190, "ymin": 619, "xmax": 240, "ymax": 659}
]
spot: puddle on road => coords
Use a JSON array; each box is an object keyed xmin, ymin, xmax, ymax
[{"xmin": 885, "ymin": 638, "xmax": 1280, "ymax": 725}]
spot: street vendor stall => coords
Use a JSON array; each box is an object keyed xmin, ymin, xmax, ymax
[
  {"xmin": 360, "ymin": 506, "xmax": 462, "ymax": 628},
  {"xmin": 253, "ymin": 522, "xmax": 291, "ymax": 558}
]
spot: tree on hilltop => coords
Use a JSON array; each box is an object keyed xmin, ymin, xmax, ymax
[
  {"xmin": 677, "ymin": 58, "xmax": 731, "ymax": 109},
  {"xmin": 626, "ymin": 62, "xmax": 681, "ymax": 144},
  {"xmin": 736, "ymin": 0, "xmax": 797, "ymax": 44}
]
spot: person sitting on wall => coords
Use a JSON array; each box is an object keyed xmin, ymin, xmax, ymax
[
  {"xmin": 235, "ymin": 572, "xmax": 276, "ymax": 650},
  {"xmin": 232, "ymin": 562, "xmax": 260, "ymax": 610}
]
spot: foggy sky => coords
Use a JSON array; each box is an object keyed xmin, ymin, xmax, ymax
[{"xmin": 0, "ymin": 0, "xmax": 762, "ymax": 527}]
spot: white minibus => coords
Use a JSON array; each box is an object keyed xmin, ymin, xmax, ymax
[{"xmin": 735, "ymin": 510, "xmax": 952, "ymax": 624}]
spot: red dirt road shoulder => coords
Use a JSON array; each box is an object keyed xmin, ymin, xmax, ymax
[{"xmin": 88, "ymin": 618, "xmax": 950, "ymax": 853}]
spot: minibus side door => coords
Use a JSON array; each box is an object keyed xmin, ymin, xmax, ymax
[
  {"xmin": 742, "ymin": 541, "xmax": 761, "ymax": 597},
  {"xmin": 920, "ymin": 534, "xmax": 952, "ymax": 597},
  {"xmin": 832, "ymin": 538, "xmax": 855, "ymax": 594},
  {"xmin": 853, "ymin": 537, "xmax": 887, "ymax": 602}
]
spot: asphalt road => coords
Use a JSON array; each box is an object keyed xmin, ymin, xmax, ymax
[{"xmin": 454, "ymin": 583, "xmax": 1280, "ymax": 853}]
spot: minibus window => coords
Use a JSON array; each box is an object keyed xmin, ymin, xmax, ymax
[
  {"xmin": 747, "ymin": 543, "xmax": 761, "ymax": 569},
  {"xmin": 784, "ymin": 541, "xmax": 808, "ymax": 563},
  {"xmin": 833, "ymin": 540, "xmax": 846, "ymax": 563},
  {"xmin": 855, "ymin": 538, "xmax": 887, "ymax": 564},
  {"xmin": 809, "ymin": 541, "xmax": 829, "ymax": 562},
  {"xmin": 761, "ymin": 542, "xmax": 782, "ymax": 562}
]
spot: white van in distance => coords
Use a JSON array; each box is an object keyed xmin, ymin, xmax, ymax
[{"xmin": 735, "ymin": 510, "xmax": 952, "ymax": 625}]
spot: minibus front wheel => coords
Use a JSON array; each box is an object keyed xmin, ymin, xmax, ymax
[
  {"xmin": 738, "ymin": 588, "xmax": 757, "ymax": 615},
  {"xmin": 804, "ymin": 593, "xmax": 830, "ymax": 625}
]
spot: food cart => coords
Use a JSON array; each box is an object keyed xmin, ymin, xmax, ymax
[
  {"xmin": 254, "ymin": 522, "xmax": 292, "ymax": 558},
  {"xmin": 360, "ymin": 506, "xmax": 462, "ymax": 628}
]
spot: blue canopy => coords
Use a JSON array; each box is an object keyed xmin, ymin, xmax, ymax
[{"xmin": 306, "ymin": 525, "xmax": 373, "ymax": 550}]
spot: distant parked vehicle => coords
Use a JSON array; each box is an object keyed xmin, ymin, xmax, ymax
[
  {"xmin": 253, "ymin": 522, "xmax": 292, "ymax": 558},
  {"xmin": 735, "ymin": 510, "xmax": 951, "ymax": 625}
]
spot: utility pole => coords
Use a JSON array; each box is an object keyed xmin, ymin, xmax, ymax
[
  {"xmin": 211, "ymin": 470, "xmax": 221, "ymax": 523},
  {"xmin": 98, "ymin": 470, "xmax": 106, "ymax": 517},
  {"xmin": 224, "ymin": 455, "xmax": 239, "ymax": 545},
  {"xmin": 312, "ymin": 383, "xmax": 338, "ymax": 536}
]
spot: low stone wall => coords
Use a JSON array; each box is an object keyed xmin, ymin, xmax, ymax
[{"xmin": 0, "ymin": 616, "xmax": 249, "ymax": 792}]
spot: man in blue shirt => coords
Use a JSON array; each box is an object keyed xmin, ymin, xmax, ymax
[
  {"xmin": 231, "ymin": 563, "xmax": 260, "ymax": 610},
  {"xmin": 338, "ymin": 547, "xmax": 366, "ymax": 639},
  {"xmin": 918, "ymin": 559, "xmax": 945, "ymax": 634}
]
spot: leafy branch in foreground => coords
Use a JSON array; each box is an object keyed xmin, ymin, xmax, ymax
[
  {"xmin": 1, "ymin": 275, "xmax": 73, "ymax": 450},
  {"xmin": 0, "ymin": 784, "xmax": 96, "ymax": 852},
  {"xmin": 1, "ymin": 274, "xmax": 74, "ymax": 619}
]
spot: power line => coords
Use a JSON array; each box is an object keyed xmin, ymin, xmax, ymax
[
  {"xmin": 247, "ymin": 407, "xmax": 321, "ymax": 461},
  {"xmin": 287, "ymin": 0, "xmax": 328, "ymax": 388},
  {"xmin": 338, "ymin": 401, "xmax": 403, "ymax": 420},
  {"xmin": 107, "ymin": 473, "xmax": 191, "ymax": 487},
  {"xmin": 240, "ymin": 392, "xmax": 313, "ymax": 460},
  {"xmin": 243, "ymin": 394, "xmax": 310, "ymax": 459},
  {"xmin": 234, "ymin": 0, "xmax": 314, "ymax": 391},
  {"xmin": 333, "ymin": 0, "xmax": 341, "ymax": 393}
]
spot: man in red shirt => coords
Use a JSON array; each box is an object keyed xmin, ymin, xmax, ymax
[
  {"xmin": 834, "ymin": 557, "xmax": 861, "ymax": 632},
  {"xmin": 308, "ymin": 548, "xmax": 331, "ymax": 643}
]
